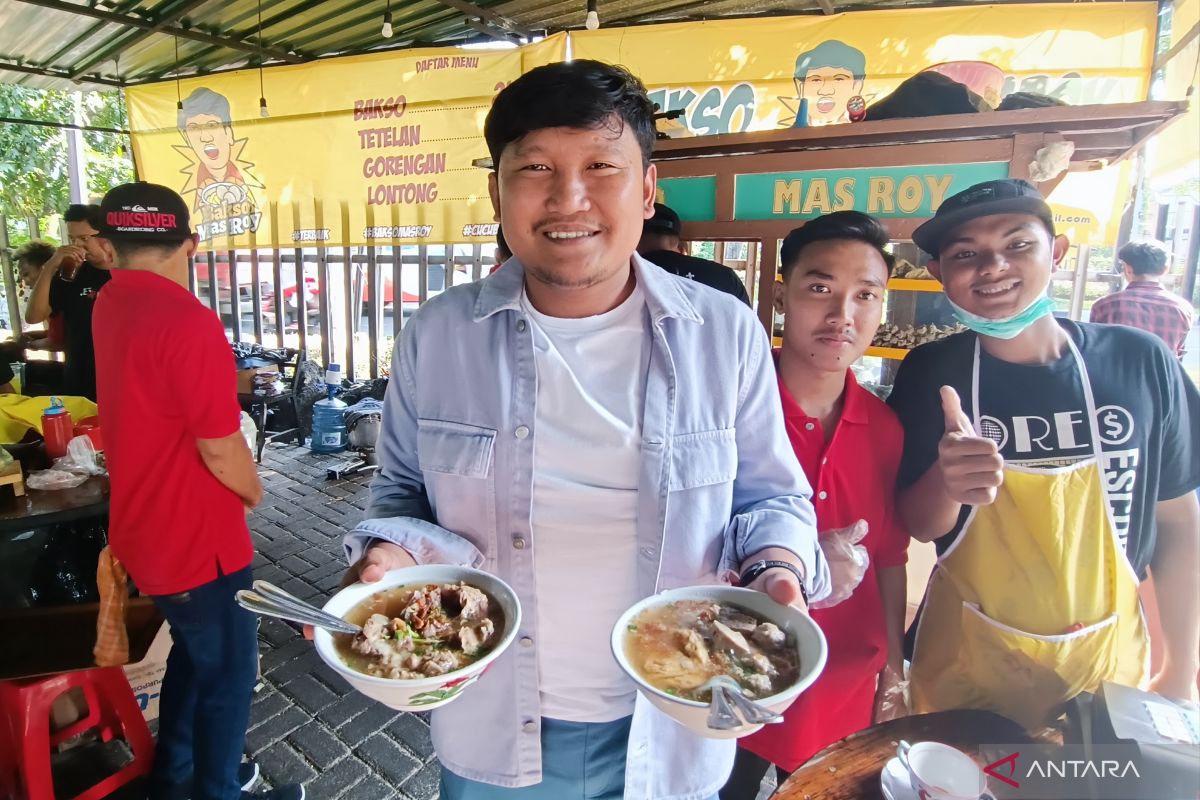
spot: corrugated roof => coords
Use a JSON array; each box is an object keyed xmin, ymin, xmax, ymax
[{"xmin": 0, "ymin": 0, "xmax": 1121, "ymax": 91}]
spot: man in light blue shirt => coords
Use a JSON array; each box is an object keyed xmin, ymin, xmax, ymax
[{"xmin": 340, "ymin": 60, "xmax": 829, "ymax": 800}]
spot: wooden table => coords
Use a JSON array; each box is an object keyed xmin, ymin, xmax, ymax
[
  {"xmin": 776, "ymin": 710, "xmax": 1035, "ymax": 800},
  {"xmin": 0, "ymin": 475, "xmax": 110, "ymax": 608},
  {"xmin": 0, "ymin": 474, "xmax": 109, "ymax": 535}
]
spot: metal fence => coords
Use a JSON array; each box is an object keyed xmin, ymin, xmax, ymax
[
  {"xmin": 2, "ymin": 212, "xmax": 759, "ymax": 384},
  {"xmin": 189, "ymin": 243, "xmax": 498, "ymax": 380},
  {"xmin": 0, "ymin": 212, "xmax": 502, "ymax": 380}
]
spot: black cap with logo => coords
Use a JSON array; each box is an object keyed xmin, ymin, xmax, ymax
[
  {"xmin": 912, "ymin": 179, "xmax": 1054, "ymax": 257},
  {"xmin": 644, "ymin": 203, "xmax": 682, "ymax": 237},
  {"xmin": 98, "ymin": 182, "xmax": 193, "ymax": 241}
]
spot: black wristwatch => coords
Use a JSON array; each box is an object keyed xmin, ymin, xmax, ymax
[{"xmin": 738, "ymin": 559, "xmax": 809, "ymax": 605}]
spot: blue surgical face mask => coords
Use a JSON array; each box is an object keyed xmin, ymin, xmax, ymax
[{"xmin": 947, "ymin": 294, "xmax": 1056, "ymax": 340}]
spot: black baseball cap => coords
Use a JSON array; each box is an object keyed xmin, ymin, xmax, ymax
[
  {"xmin": 645, "ymin": 203, "xmax": 682, "ymax": 237},
  {"xmin": 98, "ymin": 182, "xmax": 192, "ymax": 240},
  {"xmin": 912, "ymin": 179, "xmax": 1054, "ymax": 257}
]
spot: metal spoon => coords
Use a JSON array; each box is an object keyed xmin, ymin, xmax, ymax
[
  {"xmin": 252, "ymin": 579, "xmax": 350, "ymax": 628},
  {"xmin": 702, "ymin": 675, "xmax": 783, "ymax": 730},
  {"xmin": 704, "ymin": 681, "xmax": 744, "ymax": 731},
  {"xmin": 235, "ymin": 584, "xmax": 361, "ymax": 636}
]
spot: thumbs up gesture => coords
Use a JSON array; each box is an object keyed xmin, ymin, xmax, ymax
[{"xmin": 937, "ymin": 385, "xmax": 1004, "ymax": 506}]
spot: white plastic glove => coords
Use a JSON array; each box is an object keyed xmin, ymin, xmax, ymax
[
  {"xmin": 873, "ymin": 662, "xmax": 910, "ymax": 723},
  {"xmin": 809, "ymin": 519, "xmax": 869, "ymax": 610},
  {"xmin": 240, "ymin": 411, "xmax": 259, "ymax": 453}
]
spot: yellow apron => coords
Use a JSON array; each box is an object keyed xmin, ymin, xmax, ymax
[{"xmin": 910, "ymin": 338, "xmax": 1148, "ymax": 731}]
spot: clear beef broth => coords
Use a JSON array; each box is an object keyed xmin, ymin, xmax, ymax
[
  {"xmin": 335, "ymin": 582, "xmax": 504, "ymax": 679},
  {"xmin": 624, "ymin": 600, "xmax": 799, "ymax": 702}
]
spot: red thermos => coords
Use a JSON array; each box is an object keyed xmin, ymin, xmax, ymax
[{"xmin": 42, "ymin": 397, "xmax": 74, "ymax": 461}]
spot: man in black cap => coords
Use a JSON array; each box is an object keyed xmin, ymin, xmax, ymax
[
  {"xmin": 888, "ymin": 179, "xmax": 1200, "ymax": 725},
  {"xmin": 25, "ymin": 203, "xmax": 114, "ymax": 399},
  {"xmin": 92, "ymin": 182, "xmax": 303, "ymax": 800},
  {"xmin": 638, "ymin": 203, "xmax": 751, "ymax": 304}
]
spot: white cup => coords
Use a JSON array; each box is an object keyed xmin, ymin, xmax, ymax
[{"xmin": 897, "ymin": 741, "xmax": 994, "ymax": 800}]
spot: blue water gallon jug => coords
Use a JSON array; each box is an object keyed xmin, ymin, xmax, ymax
[{"xmin": 311, "ymin": 395, "xmax": 348, "ymax": 453}]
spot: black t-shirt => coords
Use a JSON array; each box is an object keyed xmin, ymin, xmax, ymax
[
  {"xmin": 888, "ymin": 320, "xmax": 1200, "ymax": 577},
  {"xmin": 48, "ymin": 262, "xmax": 111, "ymax": 400},
  {"xmin": 641, "ymin": 250, "xmax": 752, "ymax": 305}
]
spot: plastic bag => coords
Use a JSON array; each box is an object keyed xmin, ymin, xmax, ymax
[
  {"xmin": 53, "ymin": 436, "xmax": 106, "ymax": 476},
  {"xmin": 809, "ymin": 519, "xmax": 870, "ymax": 610},
  {"xmin": 28, "ymin": 436, "xmax": 105, "ymax": 490},
  {"xmin": 240, "ymin": 411, "xmax": 259, "ymax": 453},
  {"xmin": 874, "ymin": 662, "xmax": 910, "ymax": 723},
  {"xmin": 1028, "ymin": 140, "xmax": 1075, "ymax": 182},
  {"xmin": 27, "ymin": 469, "xmax": 88, "ymax": 490}
]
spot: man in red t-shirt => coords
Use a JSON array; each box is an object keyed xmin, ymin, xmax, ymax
[
  {"xmin": 721, "ymin": 212, "xmax": 910, "ymax": 798},
  {"xmin": 93, "ymin": 183, "xmax": 302, "ymax": 800}
]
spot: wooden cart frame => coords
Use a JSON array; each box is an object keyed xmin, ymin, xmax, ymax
[{"xmin": 651, "ymin": 101, "xmax": 1186, "ymax": 333}]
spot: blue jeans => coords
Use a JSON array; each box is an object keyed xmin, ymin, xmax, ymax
[
  {"xmin": 147, "ymin": 567, "xmax": 258, "ymax": 800},
  {"xmin": 440, "ymin": 717, "xmax": 632, "ymax": 800}
]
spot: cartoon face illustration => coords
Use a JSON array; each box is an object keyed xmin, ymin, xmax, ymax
[
  {"xmin": 786, "ymin": 40, "xmax": 867, "ymax": 127},
  {"xmin": 796, "ymin": 66, "xmax": 862, "ymax": 122},
  {"xmin": 174, "ymin": 87, "xmax": 263, "ymax": 222},
  {"xmin": 183, "ymin": 112, "xmax": 234, "ymax": 176}
]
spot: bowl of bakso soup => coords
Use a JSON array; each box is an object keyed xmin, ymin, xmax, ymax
[
  {"xmin": 313, "ymin": 565, "xmax": 521, "ymax": 711},
  {"xmin": 612, "ymin": 586, "xmax": 826, "ymax": 738}
]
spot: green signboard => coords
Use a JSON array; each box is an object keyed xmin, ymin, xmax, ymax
[
  {"xmin": 734, "ymin": 162, "xmax": 1009, "ymax": 221},
  {"xmin": 658, "ymin": 176, "xmax": 717, "ymax": 221}
]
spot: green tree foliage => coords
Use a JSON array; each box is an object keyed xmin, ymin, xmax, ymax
[
  {"xmin": 0, "ymin": 85, "xmax": 134, "ymax": 227},
  {"xmin": 0, "ymin": 85, "xmax": 69, "ymax": 220}
]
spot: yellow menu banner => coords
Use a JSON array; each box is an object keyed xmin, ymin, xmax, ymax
[
  {"xmin": 126, "ymin": 5, "xmax": 1155, "ymax": 247},
  {"xmin": 566, "ymin": 3, "xmax": 1154, "ymax": 247},
  {"xmin": 126, "ymin": 42, "xmax": 560, "ymax": 248},
  {"xmin": 568, "ymin": 3, "xmax": 1154, "ymax": 133}
]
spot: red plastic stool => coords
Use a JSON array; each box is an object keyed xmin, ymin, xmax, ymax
[{"xmin": 0, "ymin": 667, "xmax": 154, "ymax": 800}]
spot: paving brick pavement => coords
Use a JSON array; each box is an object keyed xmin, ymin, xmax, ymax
[{"xmin": 246, "ymin": 443, "xmax": 438, "ymax": 799}]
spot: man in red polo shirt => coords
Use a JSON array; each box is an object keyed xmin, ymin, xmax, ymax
[
  {"xmin": 722, "ymin": 211, "xmax": 910, "ymax": 798},
  {"xmin": 93, "ymin": 182, "xmax": 302, "ymax": 800}
]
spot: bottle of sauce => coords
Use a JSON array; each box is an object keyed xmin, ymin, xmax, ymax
[{"xmin": 42, "ymin": 397, "xmax": 74, "ymax": 461}]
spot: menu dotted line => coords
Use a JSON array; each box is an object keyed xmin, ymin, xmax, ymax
[
  {"xmin": 405, "ymin": 105, "xmax": 488, "ymax": 114},
  {"xmin": 423, "ymin": 136, "xmax": 481, "ymax": 143}
]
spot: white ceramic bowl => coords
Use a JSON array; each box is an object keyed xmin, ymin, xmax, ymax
[
  {"xmin": 611, "ymin": 585, "xmax": 827, "ymax": 739},
  {"xmin": 313, "ymin": 565, "xmax": 521, "ymax": 711}
]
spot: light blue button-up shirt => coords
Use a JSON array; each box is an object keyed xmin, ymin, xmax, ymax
[{"xmin": 344, "ymin": 254, "xmax": 828, "ymax": 799}]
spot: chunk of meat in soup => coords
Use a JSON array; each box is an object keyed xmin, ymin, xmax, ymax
[
  {"xmin": 717, "ymin": 607, "xmax": 760, "ymax": 635},
  {"xmin": 422, "ymin": 615, "xmax": 457, "ymax": 641},
  {"xmin": 460, "ymin": 617, "xmax": 495, "ymax": 656},
  {"xmin": 751, "ymin": 622, "xmax": 786, "ymax": 649},
  {"xmin": 712, "ymin": 621, "xmax": 754, "ymax": 657},
  {"xmin": 713, "ymin": 621, "xmax": 776, "ymax": 677},
  {"xmin": 744, "ymin": 672, "xmax": 773, "ymax": 697},
  {"xmin": 679, "ymin": 628, "xmax": 709, "ymax": 663},
  {"xmin": 351, "ymin": 614, "xmax": 417, "ymax": 677},
  {"xmin": 422, "ymin": 649, "xmax": 458, "ymax": 676},
  {"xmin": 641, "ymin": 650, "xmax": 711, "ymax": 692},
  {"xmin": 458, "ymin": 584, "xmax": 490, "ymax": 622},
  {"xmin": 402, "ymin": 585, "xmax": 443, "ymax": 630}
]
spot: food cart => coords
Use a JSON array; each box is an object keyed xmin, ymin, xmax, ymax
[{"xmin": 651, "ymin": 100, "xmax": 1186, "ymax": 371}]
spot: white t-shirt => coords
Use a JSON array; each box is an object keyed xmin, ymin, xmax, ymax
[{"xmin": 520, "ymin": 283, "xmax": 649, "ymax": 723}]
